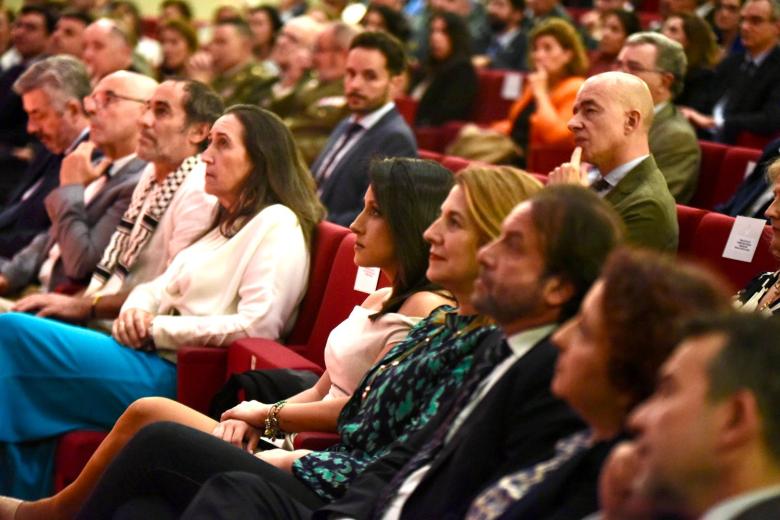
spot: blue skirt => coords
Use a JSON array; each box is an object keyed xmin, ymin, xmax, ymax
[{"xmin": 0, "ymin": 312, "xmax": 177, "ymax": 499}]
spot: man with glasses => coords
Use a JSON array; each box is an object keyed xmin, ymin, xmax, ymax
[
  {"xmin": 680, "ymin": 0, "xmax": 780, "ymax": 144},
  {"xmin": 615, "ymin": 32, "xmax": 700, "ymax": 204},
  {"xmin": 0, "ymin": 71, "xmax": 154, "ymax": 304}
]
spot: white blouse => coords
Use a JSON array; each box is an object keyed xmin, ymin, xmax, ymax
[
  {"xmin": 122, "ymin": 204, "xmax": 309, "ymax": 360},
  {"xmin": 323, "ymin": 287, "xmax": 421, "ymax": 399}
]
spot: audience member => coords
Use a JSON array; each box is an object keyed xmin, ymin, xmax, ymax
[
  {"xmin": 361, "ymin": 3, "xmax": 412, "ymax": 44},
  {"xmin": 248, "ymin": 5, "xmax": 282, "ymax": 64},
  {"xmin": 463, "ymin": 248, "xmax": 730, "ymax": 519},
  {"xmin": 0, "ymin": 56, "xmax": 90, "ymax": 259},
  {"xmin": 413, "ymin": 0, "xmax": 492, "ymax": 60},
  {"xmin": 526, "ymin": 0, "xmax": 573, "ymax": 27},
  {"xmin": 616, "ymin": 32, "xmax": 700, "ymax": 204},
  {"xmin": 269, "ymin": 22, "xmax": 355, "ymax": 165},
  {"xmin": 662, "ymin": 0, "xmax": 699, "ymax": 17},
  {"xmin": 578, "ymin": 0, "xmax": 628, "ymax": 44},
  {"xmin": 105, "ymin": 0, "xmax": 160, "ymax": 73},
  {"xmin": 735, "ymin": 158, "xmax": 780, "ymax": 313},
  {"xmin": 279, "ymin": 0, "xmax": 309, "ymax": 23},
  {"xmin": 680, "ymin": 0, "xmax": 780, "ymax": 144},
  {"xmin": 4, "ymin": 156, "xmax": 454, "ymax": 518},
  {"xmin": 713, "ymin": 0, "xmax": 745, "ymax": 57},
  {"xmin": 189, "ymin": 18, "xmax": 277, "ymax": 107},
  {"xmin": 716, "ymin": 136, "xmax": 780, "ymax": 218},
  {"xmin": 410, "ymin": 11, "xmax": 478, "ymax": 126},
  {"xmin": 0, "ymin": 8, "xmax": 13, "ymax": 64},
  {"xmin": 550, "ymin": 71, "xmax": 679, "ymax": 252},
  {"xmin": 312, "ymin": 31, "xmax": 417, "ymax": 226},
  {"xmin": 587, "ymin": 9, "xmax": 640, "ymax": 75},
  {"xmin": 0, "ymin": 105, "xmax": 322, "ymax": 500},
  {"xmin": 66, "ymin": 166, "xmax": 539, "ymax": 518},
  {"xmin": 478, "ymin": 0, "xmax": 529, "ymax": 70},
  {"xmin": 49, "ymin": 9, "xmax": 93, "ymax": 59},
  {"xmin": 0, "ymin": 71, "xmax": 153, "ymax": 301},
  {"xmin": 12, "ymin": 79, "xmax": 221, "ymax": 327},
  {"xmin": 159, "ymin": 0, "xmax": 194, "ymax": 23},
  {"xmin": 629, "ymin": 312, "xmax": 780, "ymax": 519},
  {"xmin": 662, "ymin": 12, "xmax": 719, "ymax": 112},
  {"xmin": 156, "ymin": 18, "xmax": 198, "ymax": 80},
  {"xmin": 81, "ymin": 18, "xmax": 135, "ymax": 85}
]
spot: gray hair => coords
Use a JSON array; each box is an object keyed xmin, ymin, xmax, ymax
[
  {"xmin": 13, "ymin": 55, "xmax": 91, "ymax": 111},
  {"xmin": 625, "ymin": 32, "xmax": 688, "ymax": 99},
  {"xmin": 329, "ymin": 22, "xmax": 361, "ymax": 52}
]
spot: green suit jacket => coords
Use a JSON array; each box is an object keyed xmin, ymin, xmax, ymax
[
  {"xmin": 211, "ymin": 61, "xmax": 277, "ymax": 107},
  {"xmin": 648, "ymin": 103, "xmax": 700, "ymax": 204},
  {"xmin": 605, "ymin": 155, "xmax": 679, "ymax": 252}
]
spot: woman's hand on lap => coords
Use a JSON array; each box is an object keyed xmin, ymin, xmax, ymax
[
  {"xmin": 112, "ymin": 308, "xmax": 154, "ymax": 348},
  {"xmin": 220, "ymin": 400, "xmax": 270, "ymax": 428},
  {"xmin": 212, "ymin": 419, "xmax": 262, "ymax": 452}
]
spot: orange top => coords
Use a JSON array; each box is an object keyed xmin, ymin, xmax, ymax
[{"xmin": 491, "ymin": 76, "xmax": 585, "ymax": 147}]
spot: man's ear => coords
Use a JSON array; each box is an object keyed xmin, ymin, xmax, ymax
[
  {"xmin": 661, "ymin": 71, "xmax": 675, "ymax": 93},
  {"xmin": 716, "ymin": 389, "xmax": 763, "ymax": 453},
  {"xmin": 186, "ymin": 122, "xmax": 210, "ymax": 147},
  {"xmin": 624, "ymin": 109, "xmax": 641, "ymax": 134},
  {"xmin": 543, "ymin": 275, "xmax": 575, "ymax": 309}
]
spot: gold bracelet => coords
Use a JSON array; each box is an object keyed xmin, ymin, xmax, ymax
[
  {"xmin": 89, "ymin": 294, "xmax": 102, "ymax": 320},
  {"xmin": 264, "ymin": 400, "xmax": 287, "ymax": 439}
]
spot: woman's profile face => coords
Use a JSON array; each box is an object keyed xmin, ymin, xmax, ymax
[
  {"xmin": 362, "ymin": 10, "xmax": 388, "ymax": 33},
  {"xmin": 599, "ymin": 14, "xmax": 628, "ymax": 55},
  {"xmin": 532, "ymin": 34, "xmax": 574, "ymax": 75},
  {"xmin": 661, "ymin": 16, "xmax": 687, "ymax": 47},
  {"xmin": 429, "ymin": 17, "xmax": 453, "ymax": 61},
  {"xmin": 422, "ymin": 185, "xmax": 481, "ymax": 300},
  {"xmin": 201, "ymin": 114, "xmax": 252, "ymax": 209},
  {"xmin": 249, "ymin": 10, "xmax": 274, "ymax": 48},
  {"xmin": 350, "ymin": 186, "xmax": 397, "ymax": 272},
  {"xmin": 160, "ymin": 28, "xmax": 190, "ymax": 70}
]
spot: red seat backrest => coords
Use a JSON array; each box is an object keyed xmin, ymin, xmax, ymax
[
  {"xmin": 691, "ymin": 141, "xmax": 730, "ymax": 209},
  {"xmin": 441, "ymin": 155, "xmax": 473, "ymax": 172},
  {"xmin": 471, "ymin": 69, "xmax": 517, "ymax": 124},
  {"xmin": 676, "ymin": 205, "xmax": 708, "ymax": 254},
  {"xmin": 527, "ymin": 143, "xmax": 575, "ymax": 175},
  {"xmin": 419, "ymin": 149, "xmax": 443, "ymax": 162},
  {"xmin": 710, "ymin": 146, "xmax": 763, "ymax": 208},
  {"xmin": 285, "ymin": 221, "xmax": 351, "ymax": 345},
  {"xmin": 735, "ymin": 130, "xmax": 777, "ymax": 150},
  {"xmin": 394, "ymin": 96, "xmax": 418, "ymax": 126},
  {"xmin": 688, "ymin": 212, "xmax": 775, "ymax": 291}
]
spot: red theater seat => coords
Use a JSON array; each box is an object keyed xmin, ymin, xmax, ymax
[{"xmin": 691, "ymin": 141, "xmax": 730, "ymax": 209}]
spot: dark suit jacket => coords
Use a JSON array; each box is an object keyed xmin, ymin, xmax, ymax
[
  {"xmin": 488, "ymin": 29, "xmax": 528, "ymax": 71},
  {"xmin": 0, "ymin": 156, "xmax": 146, "ymax": 293},
  {"xmin": 313, "ymin": 108, "xmax": 417, "ymax": 226},
  {"xmin": 317, "ymin": 331, "xmax": 584, "ymax": 520},
  {"xmin": 413, "ymin": 58, "xmax": 479, "ymax": 127},
  {"xmin": 715, "ymin": 136, "xmax": 780, "ymax": 219},
  {"xmin": 604, "ymin": 155, "xmax": 679, "ymax": 252},
  {"xmin": 649, "ymin": 103, "xmax": 700, "ymax": 204},
  {"xmin": 733, "ymin": 493, "xmax": 780, "ymax": 520},
  {"xmin": 704, "ymin": 45, "xmax": 780, "ymax": 144}
]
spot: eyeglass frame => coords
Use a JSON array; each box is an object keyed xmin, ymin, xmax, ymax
[{"xmin": 83, "ymin": 90, "xmax": 147, "ymax": 111}]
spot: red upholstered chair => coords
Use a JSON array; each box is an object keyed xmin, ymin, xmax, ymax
[
  {"xmin": 53, "ymin": 221, "xmax": 351, "ymax": 491},
  {"xmin": 687, "ymin": 212, "xmax": 776, "ymax": 291},
  {"xmin": 691, "ymin": 141, "xmax": 730, "ymax": 210},
  {"xmin": 735, "ymin": 131, "xmax": 778, "ymax": 150},
  {"xmin": 418, "ymin": 149, "xmax": 443, "ymax": 162},
  {"xmin": 440, "ymin": 155, "xmax": 473, "ymax": 172},
  {"xmin": 676, "ymin": 205, "xmax": 708, "ymax": 254},
  {"xmin": 394, "ymin": 96, "xmax": 418, "ymax": 127},
  {"xmin": 470, "ymin": 69, "xmax": 518, "ymax": 124},
  {"xmin": 527, "ymin": 143, "xmax": 575, "ymax": 175},
  {"xmin": 710, "ymin": 146, "xmax": 763, "ymax": 208}
]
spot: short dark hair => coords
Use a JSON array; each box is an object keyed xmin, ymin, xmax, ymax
[
  {"xmin": 349, "ymin": 30, "xmax": 408, "ymax": 76},
  {"xmin": 249, "ymin": 5, "xmax": 283, "ymax": 35},
  {"xmin": 216, "ymin": 17, "xmax": 253, "ymax": 39},
  {"xmin": 529, "ymin": 185, "xmax": 624, "ymax": 322},
  {"xmin": 20, "ymin": 5, "xmax": 59, "ymax": 34},
  {"xmin": 363, "ymin": 3, "xmax": 412, "ymax": 43},
  {"xmin": 59, "ymin": 8, "xmax": 94, "ymax": 27},
  {"xmin": 369, "ymin": 158, "xmax": 454, "ymax": 318},
  {"xmin": 428, "ymin": 11, "xmax": 473, "ymax": 66},
  {"xmin": 603, "ymin": 8, "xmax": 641, "ymax": 37},
  {"xmin": 217, "ymin": 105, "xmax": 325, "ymax": 246},
  {"xmin": 682, "ymin": 313, "xmax": 780, "ymax": 463},
  {"xmin": 508, "ymin": 0, "xmax": 526, "ymax": 11},
  {"xmin": 600, "ymin": 248, "xmax": 731, "ymax": 409},
  {"xmin": 179, "ymin": 80, "xmax": 224, "ymax": 149},
  {"xmin": 161, "ymin": 0, "xmax": 193, "ymax": 21}
]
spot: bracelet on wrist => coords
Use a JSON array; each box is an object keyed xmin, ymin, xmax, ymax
[
  {"xmin": 89, "ymin": 294, "xmax": 102, "ymax": 320},
  {"xmin": 264, "ymin": 400, "xmax": 287, "ymax": 439}
]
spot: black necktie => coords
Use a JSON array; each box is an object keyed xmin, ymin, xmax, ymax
[
  {"xmin": 315, "ymin": 121, "xmax": 363, "ymax": 187},
  {"xmin": 590, "ymin": 177, "xmax": 611, "ymax": 193}
]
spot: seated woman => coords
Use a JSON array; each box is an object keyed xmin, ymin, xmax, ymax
[
  {"xmin": 736, "ymin": 158, "xmax": 780, "ymax": 314},
  {"xmin": 409, "ymin": 11, "xmax": 478, "ymax": 127},
  {"xmin": 662, "ymin": 13, "xmax": 719, "ymax": 113},
  {"xmin": 44, "ymin": 167, "xmax": 544, "ymax": 518},
  {"xmin": 3, "ymin": 156, "xmax": 455, "ymax": 518},
  {"xmin": 587, "ymin": 9, "xmax": 640, "ymax": 76},
  {"xmin": 465, "ymin": 248, "xmax": 731, "ymax": 519},
  {"xmin": 361, "ymin": 3, "xmax": 412, "ymax": 46},
  {"xmin": 157, "ymin": 19, "xmax": 199, "ymax": 81},
  {"xmin": 0, "ymin": 106, "xmax": 324, "ymax": 500}
]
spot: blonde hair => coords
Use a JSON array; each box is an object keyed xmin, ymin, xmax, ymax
[
  {"xmin": 767, "ymin": 157, "xmax": 780, "ymax": 183},
  {"xmin": 455, "ymin": 166, "xmax": 544, "ymax": 243}
]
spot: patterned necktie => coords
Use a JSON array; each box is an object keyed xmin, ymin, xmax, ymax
[
  {"xmin": 590, "ymin": 176, "xmax": 611, "ymax": 193},
  {"xmin": 465, "ymin": 431, "xmax": 591, "ymax": 520},
  {"xmin": 315, "ymin": 121, "xmax": 363, "ymax": 187},
  {"xmin": 375, "ymin": 338, "xmax": 512, "ymax": 517}
]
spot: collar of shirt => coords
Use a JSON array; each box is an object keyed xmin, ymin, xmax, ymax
[
  {"xmin": 105, "ymin": 153, "xmax": 137, "ymax": 179},
  {"xmin": 506, "ymin": 323, "xmax": 557, "ymax": 358},
  {"xmin": 350, "ymin": 101, "xmax": 395, "ymax": 132},
  {"xmin": 702, "ymin": 484, "xmax": 780, "ymax": 520},
  {"xmin": 747, "ymin": 48, "xmax": 772, "ymax": 67},
  {"xmin": 497, "ymin": 27, "xmax": 522, "ymax": 48},
  {"xmin": 599, "ymin": 154, "xmax": 649, "ymax": 190},
  {"xmin": 653, "ymin": 102, "xmax": 668, "ymax": 115},
  {"xmin": 64, "ymin": 127, "xmax": 90, "ymax": 155}
]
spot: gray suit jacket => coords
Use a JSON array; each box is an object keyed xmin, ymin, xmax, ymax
[
  {"xmin": 605, "ymin": 155, "xmax": 679, "ymax": 253},
  {"xmin": 648, "ymin": 103, "xmax": 700, "ymax": 204},
  {"xmin": 0, "ymin": 156, "xmax": 146, "ymax": 293}
]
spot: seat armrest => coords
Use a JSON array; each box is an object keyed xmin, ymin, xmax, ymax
[
  {"xmin": 177, "ymin": 346, "xmax": 228, "ymax": 414},
  {"xmin": 228, "ymin": 338, "xmax": 324, "ymax": 376}
]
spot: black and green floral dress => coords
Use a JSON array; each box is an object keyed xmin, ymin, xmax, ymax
[{"xmin": 292, "ymin": 305, "xmax": 495, "ymax": 500}]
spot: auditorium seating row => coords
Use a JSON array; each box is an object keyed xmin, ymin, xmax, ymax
[{"xmin": 51, "ymin": 151, "xmax": 777, "ymax": 491}]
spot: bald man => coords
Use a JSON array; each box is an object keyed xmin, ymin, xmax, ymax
[
  {"xmin": 82, "ymin": 18, "xmax": 135, "ymax": 84},
  {"xmin": 549, "ymin": 71, "xmax": 678, "ymax": 252},
  {"xmin": 0, "ymin": 71, "xmax": 154, "ymax": 299}
]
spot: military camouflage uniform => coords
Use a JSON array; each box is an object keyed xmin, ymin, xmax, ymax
[{"xmin": 211, "ymin": 61, "xmax": 277, "ymax": 107}]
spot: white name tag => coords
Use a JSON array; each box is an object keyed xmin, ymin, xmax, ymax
[
  {"xmin": 354, "ymin": 266, "xmax": 380, "ymax": 294},
  {"xmin": 722, "ymin": 216, "xmax": 765, "ymax": 263},
  {"xmin": 744, "ymin": 160, "xmax": 757, "ymax": 179},
  {"xmin": 501, "ymin": 73, "xmax": 523, "ymax": 100}
]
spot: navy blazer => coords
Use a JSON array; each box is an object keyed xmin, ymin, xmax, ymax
[
  {"xmin": 317, "ymin": 331, "xmax": 584, "ymax": 520},
  {"xmin": 312, "ymin": 107, "xmax": 417, "ymax": 226},
  {"xmin": 715, "ymin": 136, "xmax": 780, "ymax": 220}
]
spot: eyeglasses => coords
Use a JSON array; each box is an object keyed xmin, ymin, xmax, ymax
[
  {"xmin": 84, "ymin": 90, "xmax": 147, "ymax": 111},
  {"xmin": 613, "ymin": 60, "xmax": 666, "ymax": 75},
  {"xmin": 716, "ymin": 3, "xmax": 740, "ymax": 12},
  {"xmin": 741, "ymin": 15, "xmax": 773, "ymax": 25}
]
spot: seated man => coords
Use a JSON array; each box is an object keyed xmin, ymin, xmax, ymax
[
  {"xmin": 550, "ymin": 71, "xmax": 679, "ymax": 252},
  {"xmin": 716, "ymin": 135, "xmax": 780, "ymax": 219},
  {"xmin": 82, "ymin": 18, "xmax": 136, "ymax": 85},
  {"xmin": 0, "ymin": 71, "xmax": 154, "ymax": 298},
  {"xmin": 628, "ymin": 312, "xmax": 780, "ymax": 519},
  {"xmin": 13, "ymin": 78, "xmax": 222, "ymax": 325},
  {"xmin": 49, "ymin": 9, "xmax": 93, "ymax": 59},
  {"xmin": 0, "ymin": 55, "xmax": 91, "ymax": 258},
  {"xmin": 616, "ymin": 32, "xmax": 700, "ymax": 204}
]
